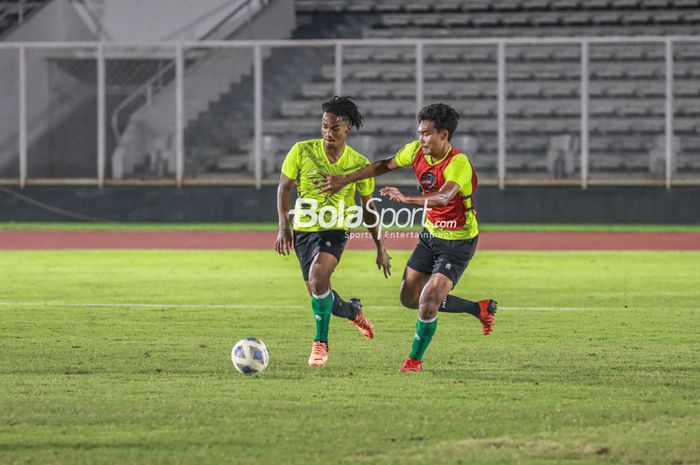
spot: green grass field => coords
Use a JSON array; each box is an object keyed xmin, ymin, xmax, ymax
[{"xmin": 1, "ymin": 250, "xmax": 699, "ymax": 465}]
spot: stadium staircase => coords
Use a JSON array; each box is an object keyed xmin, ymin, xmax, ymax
[
  {"xmin": 111, "ymin": 0, "xmax": 295, "ymax": 179},
  {"xmin": 181, "ymin": 11, "xmax": 369, "ymax": 177}
]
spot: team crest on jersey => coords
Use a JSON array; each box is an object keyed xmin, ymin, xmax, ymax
[{"xmin": 420, "ymin": 171, "xmax": 437, "ymax": 193}]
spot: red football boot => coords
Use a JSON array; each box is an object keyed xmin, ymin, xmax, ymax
[{"xmin": 398, "ymin": 357, "xmax": 423, "ymax": 372}]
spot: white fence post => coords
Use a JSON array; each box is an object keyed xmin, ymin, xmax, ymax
[
  {"xmin": 175, "ymin": 43, "xmax": 185, "ymax": 187},
  {"xmin": 97, "ymin": 44, "xmax": 106, "ymax": 188},
  {"xmin": 415, "ymin": 42, "xmax": 424, "ymax": 116},
  {"xmin": 18, "ymin": 45, "xmax": 27, "ymax": 189},
  {"xmin": 665, "ymin": 39, "xmax": 674, "ymax": 190},
  {"xmin": 254, "ymin": 44, "xmax": 263, "ymax": 190},
  {"xmin": 335, "ymin": 43, "xmax": 343, "ymax": 96},
  {"xmin": 497, "ymin": 41, "xmax": 506, "ymax": 190},
  {"xmin": 580, "ymin": 40, "xmax": 589, "ymax": 190}
]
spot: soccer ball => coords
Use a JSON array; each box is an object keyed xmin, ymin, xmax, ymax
[{"xmin": 231, "ymin": 337, "xmax": 269, "ymax": 375}]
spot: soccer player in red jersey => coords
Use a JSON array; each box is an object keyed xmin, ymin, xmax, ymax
[{"xmin": 317, "ymin": 103, "xmax": 497, "ymax": 372}]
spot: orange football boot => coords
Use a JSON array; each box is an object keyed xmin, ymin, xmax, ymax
[
  {"xmin": 477, "ymin": 299, "xmax": 497, "ymax": 335},
  {"xmin": 308, "ymin": 341, "xmax": 329, "ymax": 367},
  {"xmin": 348, "ymin": 299, "xmax": 375, "ymax": 339}
]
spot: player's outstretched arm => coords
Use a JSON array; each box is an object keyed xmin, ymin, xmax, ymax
[
  {"xmin": 380, "ymin": 181, "xmax": 461, "ymax": 208},
  {"xmin": 316, "ymin": 157, "xmax": 401, "ymax": 197},
  {"xmin": 361, "ymin": 194, "xmax": 391, "ymax": 279},
  {"xmin": 275, "ymin": 173, "xmax": 295, "ymax": 256}
]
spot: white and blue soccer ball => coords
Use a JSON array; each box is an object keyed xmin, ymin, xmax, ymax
[{"xmin": 231, "ymin": 337, "xmax": 269, "ymax": 375}]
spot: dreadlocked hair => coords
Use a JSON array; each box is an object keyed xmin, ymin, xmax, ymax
[{"xmin": 322, "ymin": 96, "xmax": 364, "ymax": 130}]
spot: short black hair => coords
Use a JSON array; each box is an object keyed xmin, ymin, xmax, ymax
[
  {"xmin": 322, "ymin": 96, "xmax": 364, "ymax": 130},
  {"xmin": 417, "ymin": 103, "xmax": 460, "ymax": 140}
]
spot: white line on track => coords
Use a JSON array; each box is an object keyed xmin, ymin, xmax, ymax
[{"xmin": 0, "ymin": 301, "xmax": 620, "ymax": 311}]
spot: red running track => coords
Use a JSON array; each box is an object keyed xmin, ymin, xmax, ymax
[{"xmin": 1, "ymin": 230, "xmax": 699, "ymax": 250}]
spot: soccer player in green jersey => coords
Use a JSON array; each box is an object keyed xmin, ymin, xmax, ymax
[
  {"xmin": 275, "ymin": 96, "xmax": 392, "ymax": 367},
  {"xmin": 317, "ymin": 103, "xmax": 497, "ymax": 372}
]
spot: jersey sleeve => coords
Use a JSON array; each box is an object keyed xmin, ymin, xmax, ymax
[
  {"xmin": 280, "ymin": 143, "xmax": 301, "ymax": 180},
  {"xmin": 393, "ymin": 141, "xmax": 421, "ymax": 167},
  {"xmin": 356, "ymin": 176, "xmax": 375, "ymax": 197},
  {"xmin": 443, "ymin": 153, "xmax": 473, "ymax": 191}
]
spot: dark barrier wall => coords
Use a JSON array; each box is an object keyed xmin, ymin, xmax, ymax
[{"xmin": 0, "ymin": 185, "xmax": 698, "ymax": 223}]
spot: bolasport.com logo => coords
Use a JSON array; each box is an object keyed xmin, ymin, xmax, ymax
[{"xmin": 290, "ymin": 197, "xmax": 457, "ymax": 237}]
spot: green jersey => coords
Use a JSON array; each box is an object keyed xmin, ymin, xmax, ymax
[{"xmin": 281, "ymin": 139, "xmax": 375, "ymax": 232}]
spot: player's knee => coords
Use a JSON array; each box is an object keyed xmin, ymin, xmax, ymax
[
  {"xmin": 308, "ymin": 275, "xmax": 329, "ymax": 296},
  {"xmin": 400, "ymin": 291, "xmax": 418, "ymax": 309},
  {"xmin": 309, "ymin": 278, "xmax": 326, "ymax": 295},
  {"xmin": 399, "ymin": 281, "xmax": 419, "ymax": 309},
  {"xmin": 418, "ymin": 305, "xmax": 438, "ymax": 321},
  {"xmin": 418, "ymin": 289, "xmax": 442, "ymax": 314}
]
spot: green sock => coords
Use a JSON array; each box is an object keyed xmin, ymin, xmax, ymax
[
  {"xmin": 311, "ymin": 290, "xmax": 333, "ymax": 343},
  {"xmin": 409, "ymin": 318, "xmax": 438, "ymax": 361}
]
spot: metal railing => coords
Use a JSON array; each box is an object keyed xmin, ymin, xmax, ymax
[{"xmin": 0, "ymin": 36, "xmax": 699, "ymax": 189}]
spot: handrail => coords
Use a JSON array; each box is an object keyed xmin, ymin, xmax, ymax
[
  {"xmin": 1, "ymin": 35, "xmax": 700, "ymax": 49},
  {"xmin": 110, "ymin": 61, "xmax": 174, "ymax": 144},
  {"xmin": 3, "ymin": 34, "xmax": 700, "ymax": 188}
]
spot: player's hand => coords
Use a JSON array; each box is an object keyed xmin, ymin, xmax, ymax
[
  {"xmin": 380, "ymin": 186, "xmax": 405, "ymax": 203},
  {"xmin": 274, "ymin": 227, "xmax": 293, "ymax": 256},
  {"xmin": 315, "ymin": 173, "xmax": 346, "ymax": 197},
  {"xmin": 376, "ymin": 246, "xmax": 392, "ymax": 279}
]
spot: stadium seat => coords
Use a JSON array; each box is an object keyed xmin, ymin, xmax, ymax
[
  {"xmin": 502, "ymin": 14, "xmax": 532, "ymax": 26},
  {"xmin": 612, "ymin": 0, "xmax": 641, "ymax": 7},
  {"xmin": 251, "ymin": 0, "xmax": 700, "ymax": 186},
  {"xmin": 640, "ymin": 0, "xmax": 669, "ymax": 7},
  {"xmin": 547, "ymin": 134, "xmax": 578, "ymax": 177},
  {"xmin": 648, "ymin": 134, "xmax": 680, "ymax": 176},
  {"xmin": 381, "ymin": 14, "xmax": 412, "ymax": 27},
  {"xmin": 351, "ymin": 135, "xmax": 379, "ymax": 158},
  {"xmin": 452, "ymin": 135, "xmax": 479, "ymax": 157},
  {"xmin": 521, "ymin": 0, "xmax": 552, "ymax": 9},
  {"xmin": 552, "ymin": 0, "xmax": 583, "ymax": 9},
  {"xmin": 672, "ymin": 0, "xmax": 700, "ymax": 7}
]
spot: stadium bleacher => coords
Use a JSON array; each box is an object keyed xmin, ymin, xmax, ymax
[
  {"xmin": 247, "ymin": 0, "xmax": 698, "ymax": 180},
  {"xmin": 169, "ymin": 0, "xmax": 700, "ymax": 180}
]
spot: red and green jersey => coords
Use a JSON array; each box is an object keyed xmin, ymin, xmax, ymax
[{"xmin": 394, "ymin": 141, "xmax": 479, "ymax": 240}]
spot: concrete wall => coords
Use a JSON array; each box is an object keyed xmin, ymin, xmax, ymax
[
  {"xmin": 86, "ymin": 0, "xmax": 262, "ymax": 41},
  {"xmin": 1, "ymin": 186, "xmax": 698, "ymax": 223},
  {"xmin": 0, "ymin": 0, "xmax": 95, "ymax": 175},
  {"xmin": 3, "ymin": 0, "xmax": 270, "ymax": 42},
  {"xmin": 4, "ymin": 0, "xmax": 95, "ymax": 42}
]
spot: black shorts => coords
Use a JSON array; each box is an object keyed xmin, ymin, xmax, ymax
[
  {"xmin": 406, "ymin": 229, "xmax": 479, "ymax": 286},
  {"xmin": 293, "ymin": 230, "xmax": 349, "ymax": 281}
]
